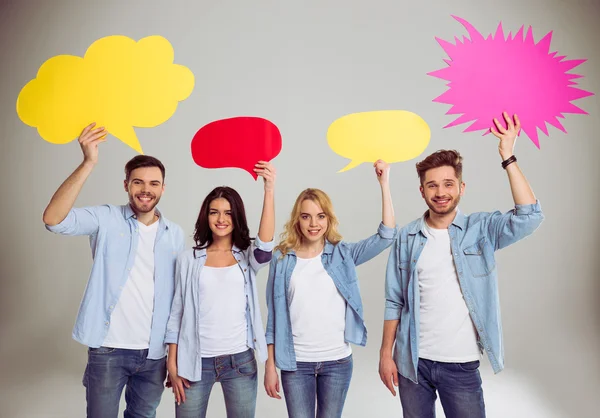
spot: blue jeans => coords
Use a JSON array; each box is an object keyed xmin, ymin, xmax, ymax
[
  {"xmin": 398, "ymin": 358, "xmax": 486, "ymax": 418},
  {"xmin": 175, "ymin": 348, "xmax": 257, "ymax": 418},
  {"xmin": 281, "ymin": 354, "xmax": 353, "ymax": 418},
  {"xmin": 83, "ymin": 347, "xmax": 166, "ymax": 418}
]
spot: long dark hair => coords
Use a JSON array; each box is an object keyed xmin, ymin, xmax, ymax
[{"xmin": 193, "ymin": 186, "xmax": 251, "ymax": 251}]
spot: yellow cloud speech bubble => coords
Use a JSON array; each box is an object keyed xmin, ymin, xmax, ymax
[
  {"xmin": 327, "ymin": 110, "xmax": 431, "ymax": 172},
  {"xmin": 16, "ymin": 35, "xmax": 195, "ymax": 154}
]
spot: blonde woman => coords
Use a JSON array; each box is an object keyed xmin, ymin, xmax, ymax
[{"xmin": 264, "ymin": 160, "xmax": 397, "ymax": 418}]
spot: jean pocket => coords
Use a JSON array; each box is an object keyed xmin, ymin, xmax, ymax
[
  {"xmin": 463, "ymin": 238, "xmax": 495, "ymax": 278},
  {"xmin": 89, "ymin": 346, "xmax": 116, "ymax": 355},
  {"xmin": 457, "ymin": 360, "xmax": 480, "ymax": 372},
  {"xmin": 236, "ymin": 358, "xmax": 257, "ymax": 376},
  {"xmin": 335, "ymin": 355, "xmax": 353, "ymax": 365}
]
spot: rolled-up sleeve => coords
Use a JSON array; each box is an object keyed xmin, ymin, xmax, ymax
[
  {"xmin": 45, "ymin": 206, "xmax": 105, "ymax": 236},
  {"xmin": 249, "ymin": 236, "xmax": 275, "ymax": 272},
  {"xmin": 488, "ymin": 200, "xmax": 544, "ymax": 251},
  {"xmin": 348, "ymin": 222, "xmax": 399, "ymax": 266},
  {"xmin": 378, "ymin": 222, "xmax": 398, "ymax": 240},
  {"xmin": 384, "ymin": 236, "xmax": 404, "ymax": 320}
]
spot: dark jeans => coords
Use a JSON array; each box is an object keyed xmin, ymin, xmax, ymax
[
  {"xmin": 176, "ymin": 349, "xmax": 258, "ymax": 418},
  {"xmin": 281, "ymin": 354, "xmax": 353, "ymax": 418},
  {"xmin": 398, "ymin": 358, "xmax": 486, "ymax": 418},
  {"xmin": 83, "ymin": 347, "xmax": 166, "ymax": 418}
]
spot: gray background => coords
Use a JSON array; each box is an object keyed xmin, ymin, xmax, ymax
[{"xmin": 1, "ymin": 0, "xmax": 598, "ymax": 417}]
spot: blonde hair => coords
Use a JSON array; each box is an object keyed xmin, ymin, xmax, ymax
[{"xmin": 276, "ymin": 188, "xmax": 342, "ymax": 255}]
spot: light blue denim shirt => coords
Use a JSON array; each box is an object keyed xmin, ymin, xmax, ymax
[
  {"xmin": 385, "ymin": 201, "xmax": 544, "ymax": 383},
  {"xmin": 165, "ymin": 237, "xmax": 274, "ymax": 382},
  {"xmin": 266, "ymin": 222, "xmax": 397, "ymax": 371},
  {"xmin": 45, "ymin": 204, "xmax": 186, "ymax": 359}
]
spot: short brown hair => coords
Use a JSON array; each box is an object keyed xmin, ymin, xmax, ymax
[
  {"xmin": 416, "ymin": 150, "xmax": 463, "ymax": 184},
  {"xmin": 124, "ymin": 155, "xmax": 165, "ymax": 182}
]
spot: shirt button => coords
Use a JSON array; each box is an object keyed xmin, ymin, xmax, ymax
[
  {"xmin": 105, "ymin": 321, "xmax": 109, "ymax": 326},
  {"xmin": 244, "ymin": 268, "xmax": 247, "ymax": 272},
  {"xmin": 109, "ymin": 305, "xmax": 114, "ymax": 310}
]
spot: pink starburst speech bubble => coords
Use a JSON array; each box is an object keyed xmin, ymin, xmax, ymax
[{"xmin": 428, "ymin": 16, "xmax": 594, "ymax": 148}]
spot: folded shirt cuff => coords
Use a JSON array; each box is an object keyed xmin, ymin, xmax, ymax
[
  {"xmin": 255, "ymin": 236, "xmax": 275, "ymax": 252},
  {"xmin": 514, "ymin": 199, "xmax": 542, "ymax": 215},
  {"xmin": 378, "ymin": 222, "xmax": 398, "ymax": 240},
  {"xmin": 384, "ymin": 306, "xmax": 402, "ymax": 321},
  {"xmin": 164, "ymin": 332, "xmax": 179, "ymax": 344}
]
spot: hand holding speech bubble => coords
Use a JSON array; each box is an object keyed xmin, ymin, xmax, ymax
[
  {"xmin": 16, "ymin": 35, "xmax": 195, "ymax": 154},
  {"xmin": 191, "ymin": 117, "xmax": 282, "ymax": 179},
  {"xmin": 327, "ymin": 110, "xmax": 431, "ymax": 172},
  {"xmin": 428, "ymin": 16, "xmax": 593, "ymax": 148}
]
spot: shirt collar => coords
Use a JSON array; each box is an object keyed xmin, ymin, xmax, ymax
[
  {"xmin": 124, "ymin": 204, "xmax": 166, "ymax": 228},
  {"xmin": 284, "ymin": 240, "xmax": 334, "ymax": 257},
  {"xmin": 193, "ymin": 244, "xmax": 244, "ymax": 259}
]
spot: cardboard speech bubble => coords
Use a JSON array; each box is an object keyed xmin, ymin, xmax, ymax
[
  {"xmin": 17, "ymin": 35, "xmax": 195, "ymax": 153},
  {"xmin": 327, "ymin": 110, "xmax": 430, "ymax": 172},
  {"xmin": 191, "ymin": 117, "xmax": 282, "ymax": 179}
]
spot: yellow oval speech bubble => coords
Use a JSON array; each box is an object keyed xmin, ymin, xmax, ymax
[
  {"xmin": 16, "ymin": 35, "xmax": 195, "ymax": 154},
  {"xmin": 327, "ymin": 110, "xmax": 431, "ymax": 172}
]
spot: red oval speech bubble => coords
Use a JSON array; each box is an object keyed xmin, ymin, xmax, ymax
[{"xmin": 191, "ymin": 117, "xmax": 282, "ymax": 179}]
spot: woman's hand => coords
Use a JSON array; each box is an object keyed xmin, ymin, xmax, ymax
[
  {"xmin": 264, "ymin": 364, "xmax": 282, "ymax": 399},
  {"xmin": 167, "ymin": 362, "xmax": 191, "ymax": 405},
  {"xmin": 374, "ymin": 159, "xmax": 390, "ymax": 186},
  {"xmin": 254, "ymin": 161, "xmax": 277, "ymax": 192}
]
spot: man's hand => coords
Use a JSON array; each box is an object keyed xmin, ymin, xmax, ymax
[
  {"xmin": 379, "ymin": 355, "xmax": 399, "ymax": 396},
  {"xmin": 491, "ymin": 112, "xmax": 521, "ymax": 161},
  {"xmin": 79, "ymin": 122, "xmax": 106, "ymax": 166}
]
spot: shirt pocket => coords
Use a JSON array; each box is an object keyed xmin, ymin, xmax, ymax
[
  {"xmin": 335, "ymin": 260, "xmax": 358, "ymax": 284},
  {"xmin": 462, "ymin": 237, "xmax": 495, "ymax": 278},
  {"xmin": 102, "ymin": 229, "xmax": 131, "ymax": 258}
]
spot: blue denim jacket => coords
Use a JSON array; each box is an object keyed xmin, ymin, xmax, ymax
[
  {"xmin": 266, "ymin": 222, "xmax": 397, "ymax": 371},
  {"xmin": 45, "ymin": 204, "xmax": 186, "ymax": 359},
  {"xmin": 385, "ymin": 201, "xmax": 544, "ymax": 383},
  {"xmin": 165, "ymin": 237, "xmax": 274, "ymax": 381}
]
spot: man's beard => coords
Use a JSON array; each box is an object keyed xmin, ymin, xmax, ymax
[
  {"xmin": 129, "ymin": 193, "xmax": 160, "ymax": 213},
  {"xmin": 426, "ymin": 195, "xmax": 461, "ymax": 215}
]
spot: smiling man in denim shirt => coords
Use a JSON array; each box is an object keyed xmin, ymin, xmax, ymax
[
  {"xmin": 379, "ymin": 113, "xmax": 544, "ymax": 418},
  {"xmin": 43, "ymin": 123, "xmax": 185, "ymax": 418}
]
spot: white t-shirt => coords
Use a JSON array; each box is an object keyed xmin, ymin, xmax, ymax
[
  {"xmin": 288, "ymin": 253, "xmax": 352, "ymax": 362},
  {"xmin": 103, "ymin": 220, "xmax": 158, "ymax": 349},
  {"xmin": 197, "ymin": 264, "xmax": 248, "ymax": 357},
  {"xmin": 417, "ymin": 222, "xmax": 480, "ymax": 362}
]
